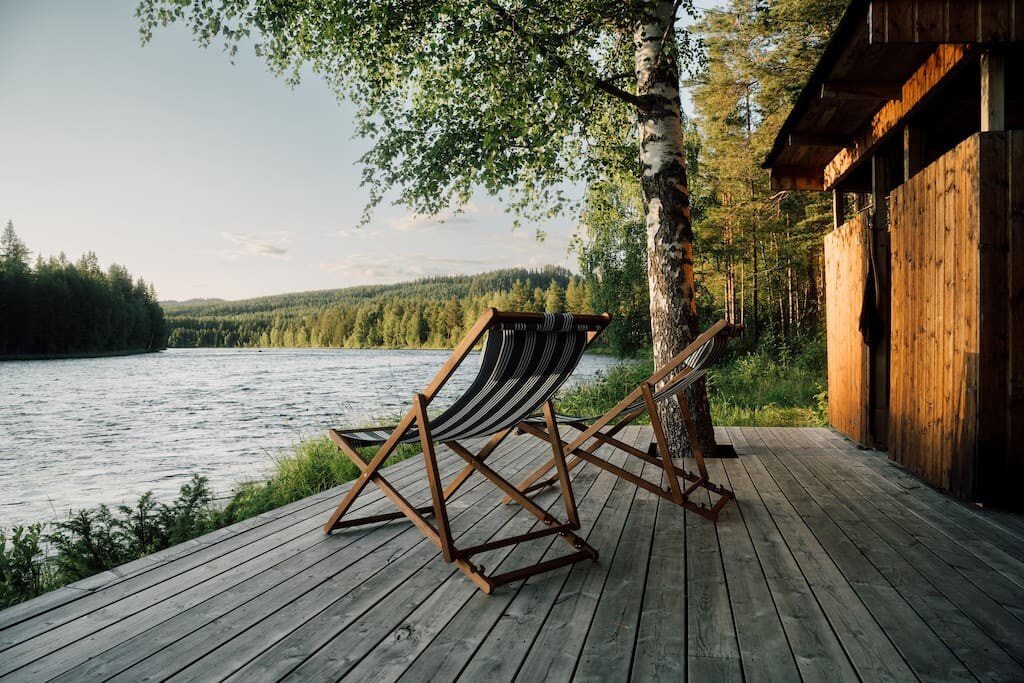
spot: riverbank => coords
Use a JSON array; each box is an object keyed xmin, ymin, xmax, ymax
[{"xmin": 0, "ymin": 348, "xmax": 162, "ymax": 362}]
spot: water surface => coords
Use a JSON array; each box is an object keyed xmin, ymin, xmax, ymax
[{"xmin": 0, "ymin": 348, "xmax": 614, "ymax": 528}]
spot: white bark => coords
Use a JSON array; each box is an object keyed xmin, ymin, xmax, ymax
[{"xmin": 634, "ymin": 0, "xmax": 716, "ymax": 456}]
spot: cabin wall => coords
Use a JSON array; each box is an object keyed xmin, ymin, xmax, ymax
[
  {"xmin": 889, "ymin": 131, "xmax": 1024, "ymax": 505},
  {"xmin": 824, "ymin": 213, "xmax": 871, "ymax": 446}
]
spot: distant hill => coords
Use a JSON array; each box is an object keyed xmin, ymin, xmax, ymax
[
  {"xmin": 160, "ymin": 266, "xmax": 592, "ymax": 349},
  {"xmin": 160, "ymin": 297, "xmax": 226, "ymax": 307}
]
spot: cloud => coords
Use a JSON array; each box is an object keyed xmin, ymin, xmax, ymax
[
  {"xmin": 336, "ymin": 228, "xmax": 380, "ymax": 239},
  {"xmin": 320, "ymin": 252, "xmax": 497, "ymax": 282},
  {"xmin": 216, "ymin": 231, "xmax": 290, "ymax": 260},
  {"xmin": 388, "ymin": 202, "xmax": 496, "ymax": 233}
]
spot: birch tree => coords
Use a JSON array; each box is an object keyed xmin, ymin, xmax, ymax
[{"xmin": 137, "ymin": 0, "xmax": 714, "ymax": 453}]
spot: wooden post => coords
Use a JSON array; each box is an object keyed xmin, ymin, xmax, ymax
[
  {"xmin": 832, "ymin": 189, "xmax": 845, "ymax": 229},
  {"xmin": 903, "ymin": 126, "xmax": 924, "ymax": 182},
  {"xmin": 870, "ymin": 153, "xmax": 891, "ymax": 449},
  {"xmin": 981, "ymin": 51, "xmax": 1005, "ymax": 132}
]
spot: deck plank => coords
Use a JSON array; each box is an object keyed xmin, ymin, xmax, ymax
[
  {"xmin": 788, "ymin": 431, "xmax": 1024, "ymax": 668},
  {"xmin": 813, "ymin": 430, "xmax": 1024, "ymax": 588},
  {"xmin": 51, "ymin": 438, "xmax": 537, "ymax": 682},
  {"xmin": 569, "ymin": 458, "xmax": 660, "ymax": 682},
  {"xmin": 396, "ymin": 428, "xmax": 646, "ymax": 683},
  {"xmin": 759, "ymin": 426, "xmax": 976, "ymax": 681},
  {"xmin": 817, "ymin": 429, "xmax": 1024, "ymax": 562},
  {"xmin": 168, "ymin": 437, "xmax": 553, "ymax": 682},
  {"xmin": 358, "ymin": 429, "xmax": 647, "ymax": 683},
  {"xmin": 2, "ymin": 426, "xmax": 1024, "ymax": 683},
  {"xmin": 629, "ymin": 470, "xmax": 689, "ymax": 681},
  {"xmin": 791, "ymin": 428, "xmax": 1024, "ymax": 681},
  {"xmin": 457, "ymin": 429, "xmax": 649, "ymax": 682},
  {"xmin": 741, "ymin": 428, "xmax": 916, "ymax": 681},
  {"xmin": 699, "ymin": 455, "xmax": 800, "ymax": 683},
  {"xmin": 684, "ymin": 451, "xmax": 742, "ymax": 683},
  {"xmin": 0, "ymin": 446, "xmax": 469, "ymax": 679},
  {"xmin": 723, "ymin": 428, "xmax": 859, "ymax": 683},
  {"xmin": 279, "ymin": 432, "xmax": 635, "ymax": 682}
]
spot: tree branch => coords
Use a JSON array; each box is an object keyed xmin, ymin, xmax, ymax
[
  {"xmin": 483, "ymin": 0, "xmax": 651, "ymax": 112},
  {"xmin": 599, "ymin": 71, "xmax": 633, "ymax": 83}
]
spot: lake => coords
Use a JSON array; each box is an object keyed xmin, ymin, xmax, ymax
[{"xmin": 0, "ymin": 348, "xmax": 616, "ymax": 529}]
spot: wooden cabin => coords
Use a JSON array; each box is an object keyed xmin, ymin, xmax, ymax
[{"xmin": 764, "ymin": 0, "xmax": 1023, "ymax": 506}]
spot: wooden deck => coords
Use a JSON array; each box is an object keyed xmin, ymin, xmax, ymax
[{"xmin": 2, "ymin": 426, "xmax": 1024, "ymax": 682}]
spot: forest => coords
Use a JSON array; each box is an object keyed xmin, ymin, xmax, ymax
[
  {"xmin": 0, "ymin": 222, "xmax": 168, "ymax": 357},
  {"xmin": 162, "ymin": 267, "xmax": 593, "ymax": 349}
]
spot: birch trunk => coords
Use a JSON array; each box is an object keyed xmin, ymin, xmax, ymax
[{"xmin": 635, "ymin": 1, "xmax": 716, "ymax": 457}]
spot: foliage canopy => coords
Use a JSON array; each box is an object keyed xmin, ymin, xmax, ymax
[{"xmin": 137, "ymin": 0, "xmax": 697, "ymax": 222}]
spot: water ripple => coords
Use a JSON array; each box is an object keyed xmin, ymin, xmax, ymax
[{"xmin": 0, "ymin": 348, "xmax": 614, "ymax": 528}]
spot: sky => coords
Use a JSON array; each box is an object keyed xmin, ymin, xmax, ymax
[
  {"xmin": 0, "ymin": 1, "xmax": 709, "ymax": 301},
  {"xmin": 0, "ymin": 1, "xmax": 599, "ymax": 301}
]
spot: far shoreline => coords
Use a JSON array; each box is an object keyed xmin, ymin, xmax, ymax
[{"xmin": 0, "ymin": 348, "xmax": 164, "ymax": 362}]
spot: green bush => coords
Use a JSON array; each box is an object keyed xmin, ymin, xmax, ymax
[
  {"xmin": 46, "ymin": 475, "xmax": 219, "ymax": 585},
  {"xmin": 1, "ymin": 524, "xmax": 52, "ymax": 608},
  {"xmin": 705, "ymin": 333, "xmax": 828, "ymax": 427},
  {"xmin": 218, "ymin": 437, "xmax": 421, "ymax": 524},
  {"xmin": 554, "ymin": 333, "xmax": 828, "ymax": 428},
  {"xmin": 554, "ymin": 360, "xmax": 654, "ymax": 420}
]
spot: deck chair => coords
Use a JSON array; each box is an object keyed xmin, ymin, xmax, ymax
[
  {"xmin": 324, "ymin": 308, "xmax": 611, "ymax": 594},
  {"xmin": 511, "ymin": 319, "xmax": 742, "ymax": 522}
]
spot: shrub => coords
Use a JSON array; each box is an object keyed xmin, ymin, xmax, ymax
[
  {"xmin": 1, "ymin": 524, "xmax": 51, "ymax": 608},
  {"xmin": 217, "ymin": 437, "xmax": 421, "ymax": 525},
  {"xmin": 554, "ymin": 334, "xmax": 828, "ymax": 428},
  {"xmin": 555, "ymin": 360, "xmax": 654, "ymax": 421}
]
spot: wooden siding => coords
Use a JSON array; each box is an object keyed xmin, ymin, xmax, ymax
[
  {"xmin": 869, "ymin": 0, "xmax": 1024, "ymax": 43},
  {"xmin": 2, "ymin": 427, "xmax": 1024, "ymax": 682},
  {"xmin": 823, "ymin": 43, "xmax": 973, "ymax": 190},
  {"xmin": 889, "ymin": 131, "xmax": 1024, "ymax": 504},
  {"xmin": 824, "ymin": 214, "xmax": 872, "ymax": 445}
]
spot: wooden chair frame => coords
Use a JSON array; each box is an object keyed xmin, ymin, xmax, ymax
[
  {"xmin": 510, "ymin": 320, "xmax": 740, "ymax": 522},
  {"xmin": 323, "ymin": 309, "xmax": 611, "ymax": 594}
]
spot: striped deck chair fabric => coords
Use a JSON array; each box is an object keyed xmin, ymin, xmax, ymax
[
  {"xmin": 324, "ymin": 308, "xmax": 611, "ymax": 594},
  {"xmin": 512, "ymin": 319, "xmax": 741, "ymax": 522}
]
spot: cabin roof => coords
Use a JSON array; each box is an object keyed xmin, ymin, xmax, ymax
[{"xmin": 763, "ymin": 0, "xmax": 1024, "ymax": 191}]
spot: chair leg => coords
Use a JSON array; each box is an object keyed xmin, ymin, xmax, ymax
[
  {"xmin": 326, "ymin": 417, "xmax": 596, "ymax": 594},
  {"xmin": 442, "ymin": 427, "xmax": 513, "ymax": 501},
  {"xmin": 323, "ymin": 428, "xmax": 398, "ymax": 532},
  {"xmin": 415, "ymin": 394, "xmax": 455, "ymax": 562},
  {"xmin": 544, "ymin": 401, "xmax": 580, "ymax": 529},
  {"xmin": 512, "ymin": 395, "xmax": 736, "ymax": 521},
  {"xmin": 676, "ymin": 391, "xmax": 709, "ymax": 481},
  {"xmin": 642, "ymin": 383, "xmax": 685, "ymax": 505},
  {"xmin": 506, "ymin": 422, "xmax": 601, "ymax": 503},
  {"xmin": 445, "ymin": 441, "xmax": 598, "ymax": 562}
]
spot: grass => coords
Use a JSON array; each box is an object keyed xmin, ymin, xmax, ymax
[
  {"xmin": 219, "ymin": 437, "xmax": 421, "ymax": 523},
  {"xmin": 555, "ymin": 334, "xmax": 828, "ymax": 428},
  {"xmin": 1, "ymin": 335, "xmax": 827, "ymax": 608},
  {"xmin": 706, "ymin": 341, "xmax": 829, "ymax": 427}
]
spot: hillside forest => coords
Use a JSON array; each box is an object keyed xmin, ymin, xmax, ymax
[{"xmin": 162, "ymin": 267, "xmax": 596, "ymax": 350}]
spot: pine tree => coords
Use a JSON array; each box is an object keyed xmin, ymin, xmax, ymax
[
  {"xmin": 0, "ymin": 221, "xmax": 30, "ymax": 274},
  {"xmin": 544, "ymin": 280, "xmax": 566, "ymax": 313},
  {"xmin": 565, "ymin": 278, "xmax": 591, "ymax": 314}
]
